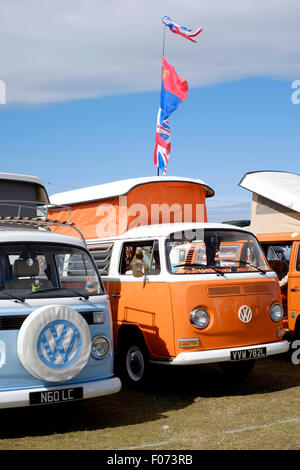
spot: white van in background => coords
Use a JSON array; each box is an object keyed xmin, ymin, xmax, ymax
[{"xmin": 0, "ymin": 173, "xmax": 120, "ymax": 408}]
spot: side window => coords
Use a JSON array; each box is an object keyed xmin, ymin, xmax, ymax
[
  {"xmin": 296, "ymin": 245, "xmax": 300, "ymax": 272},
  {"xmin": 264, "ymin": 243, "xmax": 292, "ymax": 264},
  {"xmin": 120, "ymin": 241, "xmax": 160, "ymax": 276},
  {"xmin": 88, "ymin": 243, "xmax": 113, "ymax": 276},
  {"xmin": 263, "ymin": 243, "xmax": 292, "ymax": 280}
]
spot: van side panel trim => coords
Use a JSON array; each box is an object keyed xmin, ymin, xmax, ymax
[
  {"xmin": 0, "ymin": 377, "xmax": 121, "ymax": 409},
  {"xmin": 151, "ymin": 340, "xmax": 289, "ymax": 365}
]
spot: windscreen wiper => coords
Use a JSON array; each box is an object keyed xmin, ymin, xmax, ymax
[
  {"xmin": 234, "ymin": 260, "xmax": 267, "ymax": 275},
  {"xmin": 174, "ymin": 263, "xmax": 226, "ymax": 276},
  {"xmin": 66, "ymin": 288, "xmax": 90, "ymax": 300},
  {"xmin": 0, "ymin": 291, "xmax": 25, "ymax": 302}
]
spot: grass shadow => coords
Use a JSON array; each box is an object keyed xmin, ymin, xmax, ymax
[
  {"xmin": 145, "ymin": 353, "xmax": 300, "ymax": 399},
  {"xmin": 0, "ymin": 354, "xmax": 298, "ymax": 439}
]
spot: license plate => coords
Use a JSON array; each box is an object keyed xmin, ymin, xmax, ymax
[
  {"xmin": 29, "ymin": 387, "xmax": 83, "ymax": 405},
  {"xmin": 230, "ymin": 347, "xmax": 267, "ymax": 361}
]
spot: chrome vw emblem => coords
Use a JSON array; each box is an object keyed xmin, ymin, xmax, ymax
[
  {"xmin": 238, "ymin": 305, "xmax": 253, "ymax": 323},
  {"xmin": 37, "ymin": 320, "xmax": 82, "ymax": 369}
]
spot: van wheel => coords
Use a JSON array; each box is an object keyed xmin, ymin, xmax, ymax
[
  {"xmin": 219, "ymin": 359, "xmax": 256, "ymax": 377},
  {"xmin": 120, "ymin": 339, "xmax": 149, "ymax": 387}
]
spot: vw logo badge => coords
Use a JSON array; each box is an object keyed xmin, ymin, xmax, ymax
[
  {"xmin": 238, "ymin": 305, "xmax": 253, "ymax": 323},
  {"xmin": 37, "ymin": 320, "xmax": 82, "ymax": 369}
]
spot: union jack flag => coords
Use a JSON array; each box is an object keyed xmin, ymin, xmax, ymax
[
  {"xmin": 154, "ymin": 109, "xmax": 171, "ymax": 174},
  {"xmin": 162, "ymin": 16, "xmax": 203, "ymax": 43}
]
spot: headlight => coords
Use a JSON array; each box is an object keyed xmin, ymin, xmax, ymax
[
  {"xmin": 190, "ymin": 308, "xmax": 210, "ymax": 329},
  {"xmin": 270, "ymin": 303, "xmax": 283, "ymax": 322},
  {"xmin": 91, "ymin": 336, "xmax": 110, "ymax": 359}
]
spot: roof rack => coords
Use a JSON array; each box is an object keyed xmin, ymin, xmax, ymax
[{"xmin": 0, "ymin": 216, "xmax": 86, "ymax": 246}]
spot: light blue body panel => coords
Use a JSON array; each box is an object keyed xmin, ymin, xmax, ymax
[{"xmin": 0, "ymin": 298, "xmax": 115, "ymax": 392}]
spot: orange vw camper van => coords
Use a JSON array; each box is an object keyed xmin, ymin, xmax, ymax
[
  {"xmin": 257, "ymin": 232, "xmax": 300, "ymax": 340},
  {"xmin": 49, "ymin": 177, "xmax": 289, "ymax": 385},
  {"xmin": 239, "ymin": 171, "xmax": 300, "ymax": 344}
]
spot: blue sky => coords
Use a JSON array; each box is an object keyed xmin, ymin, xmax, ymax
[
  {"xmin": 1, "ymin": 77, "xmax": 298, "ymax": 221},
  {"xmin": 0, "ymin": 0, "xmax": 299, "ymax": 222}
]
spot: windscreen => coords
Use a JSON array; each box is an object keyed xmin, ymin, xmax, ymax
[
  {"xmin": 166, "ymin": 229, "xmax": 269, "ymax": 275},
  {"xmin": 0, "ymin": 243, "xmax": 104, "ymax": 299}
]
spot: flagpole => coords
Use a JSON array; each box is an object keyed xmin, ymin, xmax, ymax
[
  {"xmin": 157, "ymin": 26, "xmax": 166, "ymax": 176},
  {"xmin": 154, "ymin": 17, "xmax": 199, "ymax": 178}
]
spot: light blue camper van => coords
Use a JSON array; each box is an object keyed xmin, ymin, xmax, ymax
[{"xmin": 0, "ymin": 173, "xmax": 121, "ymax": 408}]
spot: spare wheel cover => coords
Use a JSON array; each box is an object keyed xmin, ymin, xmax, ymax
[{"xmin": 17, "ymin": 305, "xmax": 91, "ymax": 382}]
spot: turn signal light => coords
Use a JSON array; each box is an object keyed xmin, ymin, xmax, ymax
[{"xmin": 178, "ymin": 338, "xmax": 200, "ymax": 348}]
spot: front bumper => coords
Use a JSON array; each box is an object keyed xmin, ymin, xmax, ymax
[
  {"xmin": 167, "ymin": 340, "xmax": 289, "ymax": 366},
  {"xmin": 0, "ymin": 376, "xmax": 121, "ymax": 409}
]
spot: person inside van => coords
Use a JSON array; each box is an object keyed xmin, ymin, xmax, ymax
[
  {"xmin": 85, "ymin": 275, "xmax": 98, "ymax": 292},
  {"xmin": 131, "ymin": 248, "xmax": 149, "ymax": 277}
]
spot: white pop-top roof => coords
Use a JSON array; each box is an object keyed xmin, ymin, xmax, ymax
[
  {"xmin": 88, "ymin": 222, "xmax": 251, "ymax": 242},
  {"xmin": 50, "ymin": 176, "xmax": 215, "ymax": 206},
  {"xmin": 239, "ymin": 171, "xmax": 300, "ymax": 213},
  {"xmin": 0, "ymin": 172, "xmax": 45, "ymax": 187},
  {"xmin": 0, "ymin": 172, "xmax": 50, "ymax": 204},
  {"xmin": 0, "ymin": 229, "xmax": 86, "ymax": 248}
]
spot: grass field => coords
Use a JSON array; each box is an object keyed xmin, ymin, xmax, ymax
[{"xmin": 0, "ymin": 355, "xmax": 299, "ymax": 450}]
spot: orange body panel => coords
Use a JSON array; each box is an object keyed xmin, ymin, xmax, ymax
[
  {"xmin": 257, "ymin": 233, "xmax": 300, "ymax": 243},
  {"xmin": 257, "ymin": 232, "xmax": 300, "ymax": 335},
  {"xmin": 170, "ymin": 278, "xmax": 281, "ymax": 356},
  {"xmin": 106, "ymin": 280, "xmax": 175, "ymax": 357},
  {"xmin": 287, "ymin": 242, "xmax": 300, "ymax": 333},
  {"xmin": 106, "ymin": 276, "xmax": 282, "ymax": 360}
]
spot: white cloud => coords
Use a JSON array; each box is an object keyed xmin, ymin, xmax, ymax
[{"xmin": 1, "ymin": 0, "xmax": 300, "ymax": 103}]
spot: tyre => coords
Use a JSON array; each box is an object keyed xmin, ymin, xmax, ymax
[
  {"xmin": 17, "ymin": 305, "xmax": 91, "ymax": 382},
  {"xmin": 218, "ymin": 359, "xmax": 256, "ymax": 377},
  {"xmin": 119, "ymin": 337, "xmax": 149, "ymax": 387}
]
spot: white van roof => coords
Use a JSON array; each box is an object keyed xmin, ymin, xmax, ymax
[
  {"xmin": 0, "ymin": 229, "xmax": 86, "ymax": 248},
  {"xmin": 87, "ymin": 222, "xmax": 250, "ymax": 242},
  {"xmin": 50, "ymin": 176, "xmax": 214, "ymax": 205},
  {"xmin": 0, "ymin": 172, "xmax": 45, "ymax": 186},
  {"xmin": 0, "ymin": 172, "xmax": 50, "ymax": 204},
  {"xmin": 239, "ymin": 171, "xmax": 300, "ymax": 213}
]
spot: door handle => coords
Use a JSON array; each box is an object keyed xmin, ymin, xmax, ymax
[
  {"xmin": 111, "ymin": 293, "xmax": 120, "ymax": 297},
  {"xmin": 291, "ymin": 288, "xmax": 300, "ymax": 292}
]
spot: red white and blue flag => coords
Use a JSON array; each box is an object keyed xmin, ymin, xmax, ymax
[
  {"xmin": 154, "ymin": 109, "xmax": 171, "ymax": 174},
  {"xmin": 162, "ymin": 16, "xmax": 203, "ymax": 43},
  {"xmin": 154, "ymin": 58, "xmax": 188, "ymax": 174}
]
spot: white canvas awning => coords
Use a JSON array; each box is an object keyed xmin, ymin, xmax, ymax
[{"xmin": 239, "ymin": 171, "xmax": 300, "ymax": 234}]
